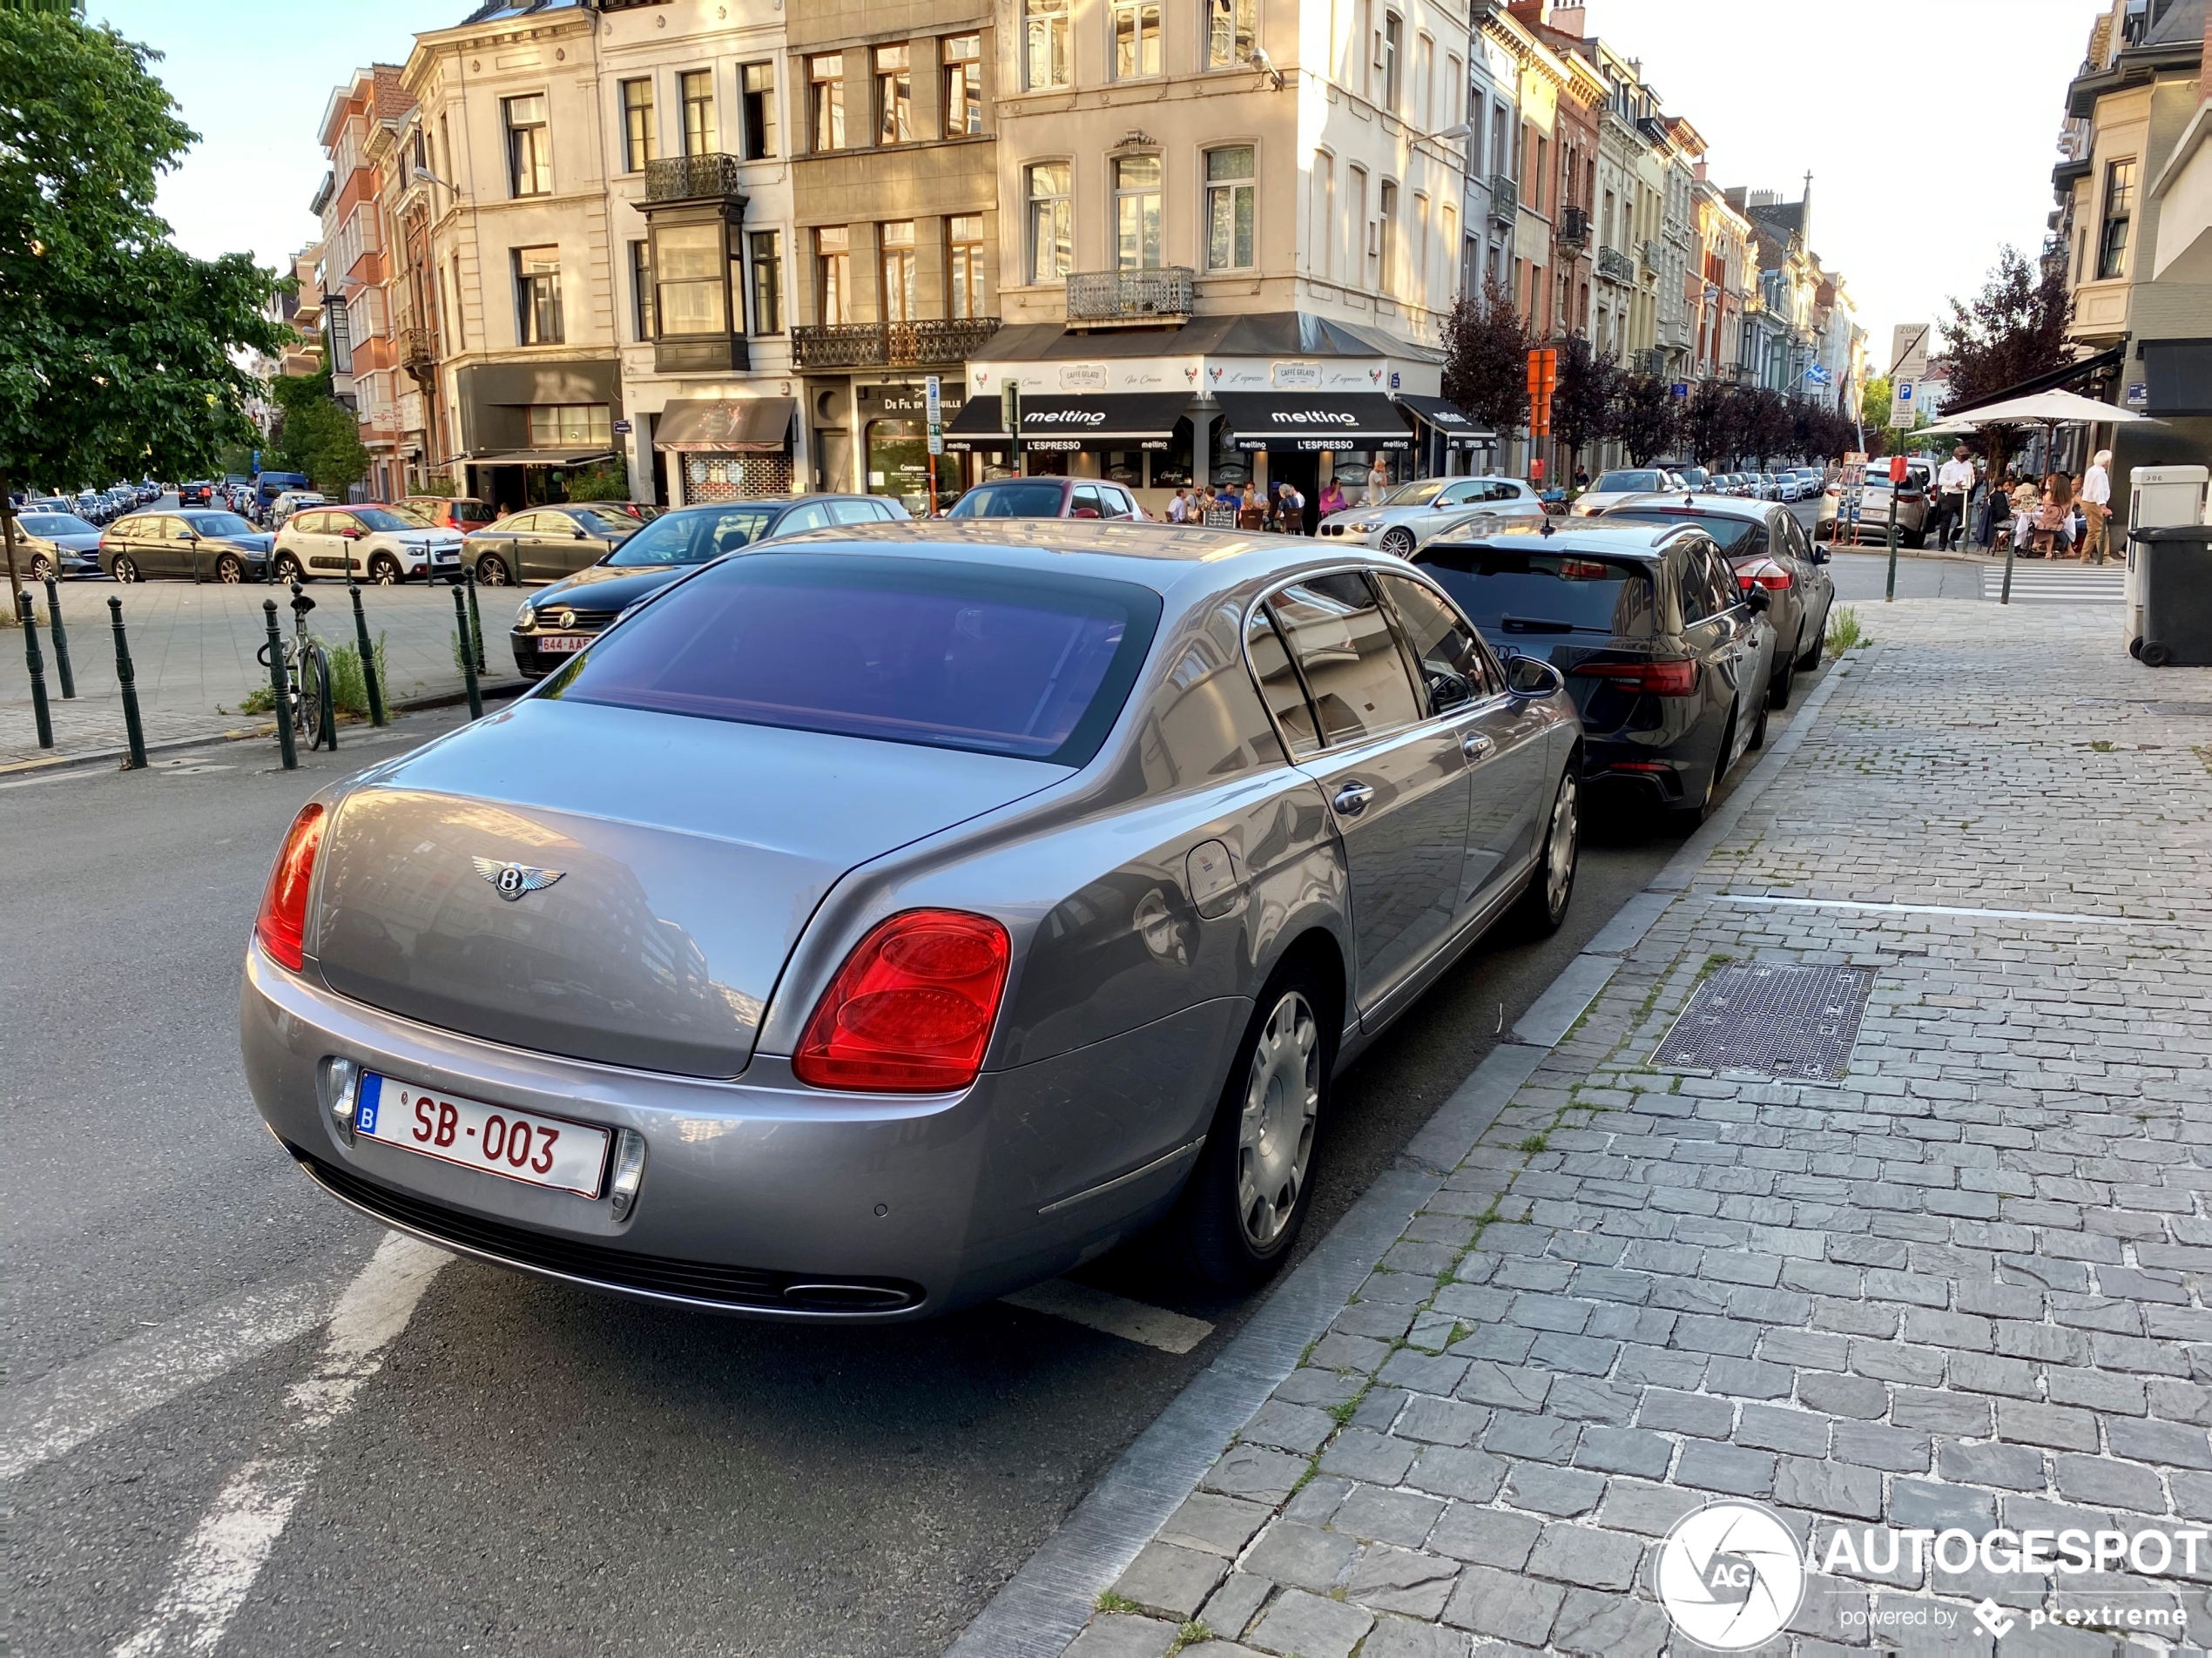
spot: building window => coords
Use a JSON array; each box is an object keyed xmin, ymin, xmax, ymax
[
  {"xmin": 1114, "ymin": 154, "xmax": 1163, "ymax": 270},
  {"xmin": 654, "ymin": 221, "xmax": 726, "ymax": 336},
  {"xmin": 1206, "ymin": 0, "xmax": 1257, "ymax": 68},
  {"xmin": 629, "ymin": 239, "xmax": 655, "ymax": 340},
  {"xmin": 1348, "ymin": 163, "xmax": 1368, "ymax": 284},
  {"xmin": 880, "ymin": 220, "xmax": 917, "ymax": 320},
  {"xmin": 1415, "ymin": 34, "xmax": 1433, "ymax": 126},
  {"xmin": 1026, "ymin": 162, "xmax": 1071, "ymax": 283},
  {"xmin": 448, "ymin": 255, "xmax": 463, "ymax": 349},
  {"xmin": 2097, "ymin": 158, "xmax": 2134, "ymax": 280},
  {"xmin": 815, "ymin": 226, "xmax": 850, "ymax": 324},
  {"xmin": 1413, "ymin": 191, "xmax": 1429, "ymax": 302},
  {"xmin": 527, "ymin": 404, "xmax": 612, "ymax": 448},
  {"xmin": 1205, "ymin": 145, "xmax": 1255, "ymax": 270},
  {"xmin": 809, "ymin": 55, "xmax": 846, "ymax": 152},
  {"xmin": 942, "ymin": 36, "xmax": 982, "ymax": 137},
  {"xmin": 873, "ymin": 45, "xmax": 913, "ymax": 145},
  {"xmin": 1314, "ymin": 152, "xmax": 1335, "ymax": 280},
  {"xmin": 1381, "ymin": 14, "xmax": 1401, "ymax": 111},
  {"xmin": 948, "ymin": 214, "xmax": 985, "ymax": 317},
  {"xmin": 327, "ymin": 296, "xmax": 353, "ymax": 373},
  {"xmin": 1378, "ymin": 180, "xmax": 1397, "ymax": 295},
  {"xmin": 1024, "ymin": 0, "xmax": 1070, "ymax": 90},
  {"xmin": 750, "ymin": 230, "xmax": 784, "ymax": 334},
  {"xmin": 513, "ymin": 246, "xmax": 563, "ymax": 344},
  {"xmin": 1111, "ymin": 0, "xmax": 1161, "ymax": 78},
  {"xmin": 619, "ymin": 79, "xmax": 655, "ymax": 172},
  {"xmin": 503, "ymin": 95, "xmax": 551, "ymax": 198},
  {"xmin": 680, "ymin": 69, "xmax": 717, "ymax": 156},
  {"xmin": 740, "ymin": 62, "xmax": 778, "ymax": 158}
]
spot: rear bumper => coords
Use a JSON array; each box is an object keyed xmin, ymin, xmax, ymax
[{"xmin": 240, "ymin": 946, "xmax": 1231, "ymax": 1320}]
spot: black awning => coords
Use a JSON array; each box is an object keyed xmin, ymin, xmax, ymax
[
  {"xmin": 466, "ymin": 450, "xmax": 617, "ymax": 468},
  {"xmin": 1394, "ymin": 394, "xmax": 1494, "ymax": 445},
  {"xmin": 653, "ymin": 397, "xmax": 795, "ymax": 452},
  {"xmin": 1213, "ymin": 392, "xmax": 1413, "ymax": 452},
  {"xmin": 947, "ymin": 391, "xmax": 1193, "ymax": 450}
]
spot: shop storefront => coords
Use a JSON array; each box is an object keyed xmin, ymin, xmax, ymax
[
  {"xmin": 1393, "ymin": 394, "xmax": 1494, "ymax": 478},
  {"xmin": 453, "ymin": 359, "xmax": 623, "ymax": 512},
  {"xmin": 652, "ymin": 397, "xmax": 798, "ymax": 505},
  {"xmin": 943, "ymin": 392, "xmax": 1194, "ymax": 495},
  {"xmin": 1211, "ymin": 392, "xmax": 1414, "ymax": 526}
]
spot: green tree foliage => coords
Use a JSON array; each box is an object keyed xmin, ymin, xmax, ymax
[
  {"xmin": 1860, "ymin": 375, "xmax": 1892, "ymax": 430},
  {"xmin": 268, "ymin": 368, "xmax": 368, "ymax": 496},
  {"xmin": 564, "ymin": 458, "xmax": 631, "ymax": 501},
  {"xmin": 1679, "ymin": 379, "xmax": 1744, "ymax": 467},
  {"xmin": 1934, "ymin": 243, "xmax": 2072, "ymax": 481},
  {"xmin": 1610, "ymin": 374, "xmax": 1678, "ymax": 465},
  {"xmin": 1548, "ymin": 336, "xmax": 1619, "ymax": 478},
  {"xmin": 0, "ymin": 10, "xmax": 287, "ymax": 596},
  {"xmin": 1440, "ymin": 275, "xmax": 1530, "ymax": 439}
]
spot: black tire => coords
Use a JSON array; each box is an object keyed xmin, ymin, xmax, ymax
[
  {"xmin": 1747, "ymin": 684, "xmax": 1770, "ymax": 750},
  {"xmin": 367, "ymin": 553, "xmax": 402, "ymax": 585},
  {"xmin": 214, "ymin": 553, "xmax": 244, "ymax": 584},
  {"xmin": 1163, "ymin": 964, "xmax": 1335, "ymax": 1291},
  {"xmin": 1379, "ymin": 526, "xmax": 1416, "ymax": 558},
  {"xmin": 273, "ymin": 552, "xmax": 305, "ymax": 583},
  {"xmin": 297, "ymin": 641, "xmax": 335, "ymax": 749},
  {"xmin": 1669, "ymin": 711, "xmax": 1734, "ymax": 831},
  {"xmin": 1511, "ymin": 767, "xmax": 1580, "ymax": 936},
  {"xmin": 2129, "ymin": 637, "xmax": 2144, "ymax": 660},
  {"xmin": 475, "ymin": 553, "xmax": 513, "ymax": 587},
  {"xmin": 1905, "ymin": 526, "xmax": 1926, "ymax": 549},
  {"xmin": 29, "ymin": 553, "xmax": 53, "ymax": 582},
  {"xmin": 2142, "ymin": 641, "xmax": 2173, "ymax": 668},
  {"xmin": 1797, "ymin": 618, "xmax": 1824, "ymax": 671},
  {"xmin": 1768, "ymin": 637, "xmax": 1796, "ymax": 708},
  {"xmin": 111, "ymin": 554, "xmax": 139, "ymax": 583}
]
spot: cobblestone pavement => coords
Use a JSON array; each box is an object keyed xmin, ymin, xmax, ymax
[
  {"xmin": 1055, "ymin": 600, "xmax": 2212, "ymax": 1657},
  {"xmin": 0, "ymin": 579, "xmax": 511, "ymax": 768}
]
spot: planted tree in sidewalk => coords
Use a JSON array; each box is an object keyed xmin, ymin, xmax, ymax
[
  {"xmin": 1440, "ymin": 276, "xmax": 1531, "ymax": 448},
  {"xmin": 1548, "ymin": 336, "xmax": 1619, "ymax": 482},
  {"xmin": 0, "ymin": 9, "xmax": 287, "ymax": 604},
  {"xmin": 1679, "ymin": 380, "xmax": 1744, "ymax": 468},
  {"xmin": 269, "ymin": 367, "xmax": 368, "ymax": 498},
  {"xmin": 1933, "ymin": 242, "xmax": 2072, "ymax": 482},
  {"xmin": 1610, "ymin": 374, "xmax": 1678, "ymax": 466}
]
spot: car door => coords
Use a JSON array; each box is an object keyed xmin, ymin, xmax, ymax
[
  {"xmin": 281, "ymin": 509, "xmax": 320, "ymax": 573},
  {"xmin": 1691, "ymin": 538, "xmax": 1761, "ymax": 778},
  {"xmin": 325, "ymin": 510, "xmax": 367, "ymax": 576},
  {"xmin": 496, "ymin": 512, "xmax": 547, "ymax": 581},
  {"xmin": 1252, "ymin": 571, "xmax": 1471, "ymax": 1019},
  {"xmin": 144, "ymin": 515, "xmax": 191, "ymax": 577}
]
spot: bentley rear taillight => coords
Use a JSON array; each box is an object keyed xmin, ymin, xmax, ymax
[
  {"xmin": 255, "ymin": 803, "xmax": 327, "ymax": 971},
  {"xmin": 792, "ymin": 910, "xmax": 1012, "ymax": 1093}
]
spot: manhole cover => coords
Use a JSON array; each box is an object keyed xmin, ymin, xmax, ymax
[
  {"xmin": 1653, "ymin": 964, "xmax": 1873, "ymax": 1083},
  {"xmin": 2144, "ymin": 702, "xmax": 2212, "ymax": 718}
]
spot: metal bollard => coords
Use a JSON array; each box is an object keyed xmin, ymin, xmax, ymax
[
  {"xmin": 347, "ymin": 579, "xmax": 386, "ymax": 726},
  {"xmin": 262, "ymin": 598, "xmax": 296, "ymax": 770},
  {"xmin": 19, "ymin": 590, "xmax": 54, "ymax": 749},
  {"xmin": 107, "ymin": 597, "xmax": 148, "ymax": 768},
  {"xmin": 451, "ymin": 583, "xmax": 482, "ymax": 719},
  {"xmin": 462, "ymin": 564, "xmax": 486, "ymax": 672},
  {"xmin": 43, "ymin": 573, "xmax": 75, "ymax": 698}
]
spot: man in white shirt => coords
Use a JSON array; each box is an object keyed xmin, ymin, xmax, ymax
[
  {"xmin": 1167, "ymin": 487, "xmax": 1190, "ymax": 523},
  {"xmin": 1933, "ymin": 447, "xmax": 1975, "ymax": 551},
  {"xmin": 2080, "ymin": 448, "xmax": 2112, "ymax": 564}
]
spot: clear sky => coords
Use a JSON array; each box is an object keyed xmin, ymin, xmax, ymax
[{"xmin": 95, "ymin": 0, "xmax": 2101, "ymax": 367}]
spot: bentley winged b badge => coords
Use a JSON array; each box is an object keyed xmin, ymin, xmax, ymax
[{"xmin": 473, "ymin": 856, "xmax": 567, "ymax": 901}]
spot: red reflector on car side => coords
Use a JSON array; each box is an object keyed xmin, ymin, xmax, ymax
[
  {"xmin": 255, "ymin": 803, "xmax": 327, "ymax": 971},
  {"xmin": 1571, "ymin": 658, "xmax": 1699, "ymax": 696},
  {"xmin": 793, "ymin": 910, "xmax": 1013, "ymax": 1093}
]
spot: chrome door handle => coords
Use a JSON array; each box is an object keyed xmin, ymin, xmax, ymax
[
  {"xmin": 1461, "ymin": 734, "xmax": 1494, "ymax": 759},
  {"xmin": 1332, "ymin": 781, "xmax": 1375, "ymax": 816}
]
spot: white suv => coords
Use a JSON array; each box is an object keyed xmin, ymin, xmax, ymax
[{"xmin": 272, "ymin": 504, "xmax": 466, "ymax": 584}]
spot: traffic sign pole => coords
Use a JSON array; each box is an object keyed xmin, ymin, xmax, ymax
[
  {"xmin": 924, "ymin": 375, "xmax": 942, "ymax": 516},
  {"xmin": 1885, "ymin": 455, "xmax": 1905, "ymax": 603}
]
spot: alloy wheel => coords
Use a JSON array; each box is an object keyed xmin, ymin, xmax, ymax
[
  {"xmin": 1544, "ymin": 773, "xmax": 1579, "ymax": 919},
  {"xmin": 476, "ymin": 556, "xmax": 511, "ymax": 587},
  {"xmin": 217, "ymin": 556, "xmax": 243, "ymax": 584},
  {"xmin": 1381, "ymin": 527, "xmax": 1416, "ymax": 558},
  {"xmin": 1236, "ymin": 990, "xmax": 1320, "ymax": 1249}
]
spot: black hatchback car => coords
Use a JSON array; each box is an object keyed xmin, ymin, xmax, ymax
[
  {"xmin": 1413, "ymin": 521, "xmax": 1777, "ymax": 822},
  {"xmin": 509, "ymin": 493, "xmax": 909, "ymax": 678}
]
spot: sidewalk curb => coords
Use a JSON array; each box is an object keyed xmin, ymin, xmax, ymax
[{"xmin": 942, "ymin": 654, "xmax": 1863, "ymax": 1658}]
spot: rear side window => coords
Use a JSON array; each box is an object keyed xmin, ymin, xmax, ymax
[
  {"xmin": 827, "ymin": 500, "xmax": 880, "ymax": 524},
  {"xmin": 1416, "ymin": 545, "xmax": 1656, "ymax": 639},
  {"xmin": 1266, "ymin": 573, "xmax": 1421, "ymax": 747},
  {"xmin": 948, "ymin": 480, "xmax": 1072, "ymax": 518},
  {"xmin": 1374, "ymin": 572, "xmax": 1488, "ymax": 713},
  {"xmin": 1245, "ymin": 608, "xmax": 1321, "ymax": 758},
  {"xmin": 778, "ymin": 502, "xmax": 832, "ymax": 532},
  {"xmin": 551, "ymin": 553, "xmax": 1161, "ymax": 767}
]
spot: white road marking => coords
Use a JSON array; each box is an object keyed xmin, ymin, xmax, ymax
[
  {"xmin": 0, "ymin": 1242, "xmax": 372, "ymax": 1484},
  {"xmin": 1001, "ymin": 1279, "xmax": 1214, "ymax": 1354},
  {"xmin": 1982, "ymin": 566, "xmax": 2124, "ymax": 604},
  {"xmin": 107, "ymin": 1233, "xmax": 448, "ymax": 1658}
]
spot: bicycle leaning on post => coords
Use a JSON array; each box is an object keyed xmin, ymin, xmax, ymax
[{"xmin": 256, "ymin": 580, "xmax": 338, "ymax": 752}]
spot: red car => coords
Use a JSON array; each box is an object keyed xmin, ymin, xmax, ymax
[
  {"xmin": 394, "ymin": 495, "xmax": 500, "ymax": 532},
  {"xmin": 945, "ymin": 477, "xmax": 1150, "ymax": 520}
]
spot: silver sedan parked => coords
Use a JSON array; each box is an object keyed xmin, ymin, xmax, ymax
[
  {"xmin": 1318, "ymin": 476, "xmax": 1547, "ymax": 556},
  {"xmin": 240, "ymin": 522, "xmax": 1583, "ymax": 1319}
]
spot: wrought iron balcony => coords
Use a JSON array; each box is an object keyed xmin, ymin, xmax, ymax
[
  {"xmin": 789, "ymin": 316, "xmax": 1002, "ymax": 369},
  {"xmin": 1065, "ymin": 266, "xmax": 1194, "ymax": 327},
  {"xmin": 1595, "ymin": 246, "xmax": 1635, "ymax": 283},
  {"xmin": 644, "ymin": 153, "xmax": 745, "ymax": 203},
  {"xmin": 1487, "ymin": 173, "xmax": 1517, "ymax": 223},
  {"xmin": 1640, "ymin": 239, "xmax": 1662, "ymax": 273},
  {"xmin": 1556, "ymin": 205, "xmax": 1590, "ymax": 248}
]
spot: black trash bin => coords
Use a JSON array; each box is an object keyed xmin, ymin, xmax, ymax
[{"xmin": 2130, "ymin": 525, "xmax": 2212, "ymax": 667}]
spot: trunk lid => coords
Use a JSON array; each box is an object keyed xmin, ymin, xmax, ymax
[{"xmin": 311, "ymin": 700, "xmax": 1059, "ymax": 1076}]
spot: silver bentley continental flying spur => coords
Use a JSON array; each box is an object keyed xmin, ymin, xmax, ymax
[{"xmin": 240, "ymin": 522, "xmax": 1583, "ymax": 1319}]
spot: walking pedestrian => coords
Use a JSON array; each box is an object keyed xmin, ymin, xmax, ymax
[
  {"xmin": 2080, "ymin": 449, "xmax": 2112, "ymax": 565},
  {"xmin": 1366, "ymin": 455, "xmax": 1389, "ymax": 505},
  {"xmin": 1932, "ymin": 445, "xmax": 1974, "ymax": 551}
]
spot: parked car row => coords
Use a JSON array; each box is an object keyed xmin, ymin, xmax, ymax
[{"xmin": 14, "ymin": 480, "xmax": 161, "ymax": 527}]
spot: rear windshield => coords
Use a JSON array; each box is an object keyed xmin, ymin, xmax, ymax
[
  {"xmin": 550, "ymin": 553, "xmax": 1161, "ymax": 765},
  {"xmin": 946, "ymin": 481, "xmax": 1068, "ymax": 518},
  {"xmin": 1593, "ymin": 470, "xmax": 1662, "ymax": 494},
  {"xmin": 1599, "ymin": 510, "xmax": 1760, "ymax": 554},
  {"xmin": 1416, "ymin": 545, "xmax": 1656, "ymax": 638},
  {"xmin": 604, "ymin": 503, "xmax": 779, "ymax": 566}
]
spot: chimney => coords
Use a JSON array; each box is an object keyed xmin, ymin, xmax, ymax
[{"xmin": 1551, "ymin": 4, "xmax": 1587, "ymax": 34}]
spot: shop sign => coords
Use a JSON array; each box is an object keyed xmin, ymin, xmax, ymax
[
  {"xmin": 1270, "ymin": 361, "xmax": 1322, "ymax": 390},
  {"xmin": 1058, "ymin": 362, "xmax": 1109, "ymax": 390}
]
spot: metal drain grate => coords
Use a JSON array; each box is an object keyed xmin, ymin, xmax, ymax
[{"xmin": 1653, "ymin": 964, "xmax": 1873, "ymax": 1083}]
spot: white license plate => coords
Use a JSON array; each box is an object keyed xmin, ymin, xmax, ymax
[
  {"xmin": 534, "ymin": 634, "xmax": 591, "ymax": 654},
  {"xmin": 354, "ymin": 1074, "xmax": 611, "ymax": 1197}
]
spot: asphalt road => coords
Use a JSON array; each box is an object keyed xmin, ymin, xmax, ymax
[{"xmin": 2, "ymin": 593, "xmax": 1853, "ymax": 1656}]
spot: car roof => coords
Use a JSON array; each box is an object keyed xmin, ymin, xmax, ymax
[
  {"xmin": 1600, "ymin": 493, "xmax": 1779, "ymax": 524},
  {"xmin": 1418, "ymin": 520, "xmax": 1706, "ymax": 562}
]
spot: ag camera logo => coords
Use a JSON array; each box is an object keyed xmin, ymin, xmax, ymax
[{"xmin": 1655, "ymin": 1500, "xmax": 1805, "ymax": 1649}]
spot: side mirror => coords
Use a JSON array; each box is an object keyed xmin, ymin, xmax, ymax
[
  {"xmin": 1811, "ymin": 546, "xmax": 1831, "ymax": 565},
  {"xmin": 1745, "ymin": 586, "xmax": 1772, "ymax": 614},
  {"xmin": 573, "ymin": 525, "xmax": 590, "ymax": 538},
  {"xmin": 1507, "ymin": 655, "xmax": 1564, "ymax": 698},
  {"xmin": 1069, "ymin": 507, "xmax": 1101, "ymax": 519}
]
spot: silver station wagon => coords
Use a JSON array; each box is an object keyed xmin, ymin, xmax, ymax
[{"xmin": 241, "ymin": 522, "xmax": 1583, "ymax": 1319}]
